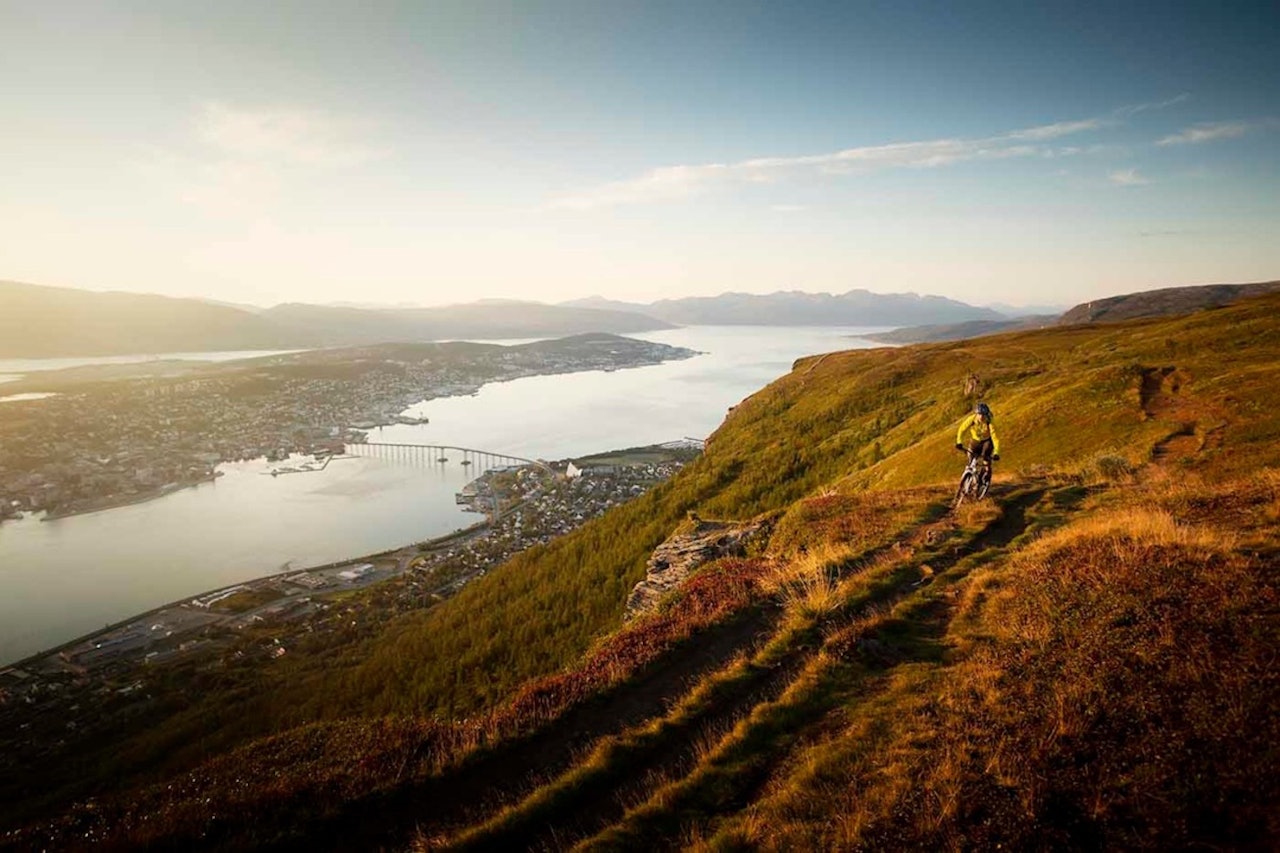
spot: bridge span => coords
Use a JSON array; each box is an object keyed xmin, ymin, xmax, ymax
[{"xmin": 348, "ymin": 441, "xmax": 549, "ymax": 473}]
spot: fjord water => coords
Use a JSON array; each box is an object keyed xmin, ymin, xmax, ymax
[{"xmin": 0, "ymin": 327, "xmax": 884, "ymax": 664}]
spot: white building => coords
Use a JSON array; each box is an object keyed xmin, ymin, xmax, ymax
[{"xmin": 337, "ymin": 564, "xmax": 375, "ymax": 582}]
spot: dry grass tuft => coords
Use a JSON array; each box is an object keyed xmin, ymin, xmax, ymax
[
  {"xmin": 761, "ymin": 543, "xmax": 855, "ymax": 622},
  {"xmin": 768, "ymin": 488, "xmax": 934, "ymax": 559},
  {"xmin": 1137, "ymin": 468, "xmax": 1280, "ymax": 549},
  {"xmin": 1090, "ymin": 452, "xmax": 1138, "ymax": 483},
  {"xmin": 1024, "ymin": 504, "xmax": 1237, "ymax": 557}
]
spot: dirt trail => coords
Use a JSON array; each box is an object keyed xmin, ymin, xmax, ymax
[
  {"xmin": 1138, "ymin": 364, "xmax": 1228, "ymax": 466},
  {"xmin": 444, "ymin": 488, "xmax": 1049, "ymax": 852},
  {"xmin": 256, "ymin": 605, "xmax": 779, "ymax": 853},
  {"xmin": 566, "ymin": 486, "xmax": 1053, "ymax": 852},
  {"xmin": 228, "ymin": 485, "xmax": 1059, "ymax": 853}
]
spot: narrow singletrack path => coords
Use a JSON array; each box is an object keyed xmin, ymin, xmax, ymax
[{"xmin": 444, "ymin": 486, "xmax": 1054, "ymax": 852}]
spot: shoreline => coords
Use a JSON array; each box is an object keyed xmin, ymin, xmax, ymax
[
  {"xmin": 2, "ymin": 513, "xmax": 495, "ymax": 672},
  {"xmin": 2, "ymin": 345, "xmax": 696, "ymax": 526},
  {"xmin": 0, "ymin": 440, "xmax": 694, "ymax": 671},
  {"xmin": 38, "ymin": 471, "xmax": 224, "ymax": 522}
]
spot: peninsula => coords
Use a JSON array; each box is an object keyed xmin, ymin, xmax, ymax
[{"xmin": 0, "ymin": 334, "xmax": 698, "ymax": 521}]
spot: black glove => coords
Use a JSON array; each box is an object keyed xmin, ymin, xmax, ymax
[
  {"xmin": 955, "ymin": 443, "xmax": 964, "ymax": 452},
  {"xmin": 992, "ymin": 454, "xmax": 1000, "ymax": 461}
]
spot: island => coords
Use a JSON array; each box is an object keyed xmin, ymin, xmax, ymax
[{"xmin": 0, "ymin": 334, "xmax": 699, "ymax": 521}]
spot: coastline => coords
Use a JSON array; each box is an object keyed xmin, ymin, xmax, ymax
[
  {"xmin": 4, "ymin": 343, "xmax": 697, "ymax": 526},
  {"xmin": 3, "ymin": 513, "xmax": 494, "ymax": 672},
  {"xmin": 38, "ymin": 471, "xmax": 223, "ymax": 522},
  {"xmin": 1, "ymin": 441, "xmax": 692, "ymax": 671}
]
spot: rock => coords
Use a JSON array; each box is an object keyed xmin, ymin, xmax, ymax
[{"xmin": 624, "ymin": 518, "xmax": 770, "ymax": 619}]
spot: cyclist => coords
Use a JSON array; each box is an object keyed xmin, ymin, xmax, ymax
[{"xmin": 955, "ymin": 402, "xmax": 1001, "ymax": 474}]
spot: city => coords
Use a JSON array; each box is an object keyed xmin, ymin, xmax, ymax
[
  {"xmin": 0, "ymin": 444, "xmax": 698, "ymax": 785},
  {"xmin": 0, "ymin": 335, "xmax": 696, "ymax": 520}
]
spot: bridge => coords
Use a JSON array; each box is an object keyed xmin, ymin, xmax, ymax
[{"xmin": 348, "ymin": 441, "xmax": 549, "ymax": 473}]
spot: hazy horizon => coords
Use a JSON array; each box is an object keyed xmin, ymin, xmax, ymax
[
  {"xmin": 4, "ymin": 276, "xmax": 1080, "ymax": 313},
  {"xmin": 2, "ymin": 1, "xmax": 1277, "ymax": 310}
]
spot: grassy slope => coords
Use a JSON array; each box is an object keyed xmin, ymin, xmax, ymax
[{"xmin": 9, "ymin": 294, "xmax": 1280, "ymax": 850}]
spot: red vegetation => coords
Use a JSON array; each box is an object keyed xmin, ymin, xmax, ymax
[{"xmin": 497, "ymin": 556, "xmax": 770, "ymax": 739}]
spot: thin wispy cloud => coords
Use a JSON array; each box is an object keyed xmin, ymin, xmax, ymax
[
  {"xmin": 1114, "ymin": 93, "xmax": 1190, "ymax": 116},
  {"xmin": 1006, "ymin": 118, "xmax": 1105, "ymax": 141},
  {"xmin": 1157, "ymin": 120, "xmax": 1253, "ymax": 146},
  {"xmin": 549, "ymin": 95, "xmax": 1201, "ymax": 211},
  {"xmin": 550, "ymin": 117, "xmax": 1106, "ymax": 210},
  {"xmin": 1109, "ymin": 168, "xmax": 1150, "ymax": 186}
]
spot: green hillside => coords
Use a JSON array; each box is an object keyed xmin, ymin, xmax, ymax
[{"xmin": 7, "ymin": 295, "xmax": 1280, "ymax": 850}]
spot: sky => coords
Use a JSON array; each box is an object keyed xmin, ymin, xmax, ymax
[{"xmin": 1, "ymin": 0, "xmax": 1277, "ymax": 309}]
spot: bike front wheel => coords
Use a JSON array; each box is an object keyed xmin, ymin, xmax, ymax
[{"xmin": 954, "ymin": 470, "xmax": 975, "ymax": 508}]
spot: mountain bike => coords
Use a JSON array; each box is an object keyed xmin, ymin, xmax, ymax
[{"xmin": 953, "ymin": 452, "xmax": 992, "ymax": 508}]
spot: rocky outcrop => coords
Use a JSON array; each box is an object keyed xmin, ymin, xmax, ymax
[{"xmin": 625, "ymin": 518, "xmax": 770, "ymax": 619}]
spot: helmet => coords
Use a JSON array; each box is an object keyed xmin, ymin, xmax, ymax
[{"xmin": 975, "ymin": 402, "xmax": 992, "ymax": 419}]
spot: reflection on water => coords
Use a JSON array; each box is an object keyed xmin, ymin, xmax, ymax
[
  {"xmin": 383, "ymin": 326, "xmax": 887, "ymax": 459},
  {"xmin": 0, "ymin": 454, "xmax": 478, "ymax": 664},
  {"xmin": 0, "ymin": 326, "xmax": 886, "ymax": 664},
  {"xmin": 0, "ymin": 393, "xmax": 59, "ymax": 403}
]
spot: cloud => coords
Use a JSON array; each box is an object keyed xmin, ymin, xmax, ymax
[
  {"xmin": 1109, "ymin": 168, "xmax": 1150, "ymax": 186},
  {"xmin": 1157, "ymin": 121, "xmax": 1252, "ymax": 146},
  {"xmin": 770, "ymin": 204, "xmax": 807, "ymax": 213},
  {"xmin": 1006, "ymin": 118, "xmax": 1105, "ymax": 141},
  {"xmin": 1114, "ymin": 93, "xmax": 1190, "ymax": 116},
  {"xmin": 550, "ymin": 117, "xmax": 1107, "ymax": 210}
]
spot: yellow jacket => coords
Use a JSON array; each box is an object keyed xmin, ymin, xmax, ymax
[{"xmin": 956, "ymin": 414, "xmax": 1000, "ymax": 454}]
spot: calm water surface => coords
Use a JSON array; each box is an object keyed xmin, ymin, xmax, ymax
[{"xmin": 0, "ymin": 327, "xmax": 885, "ymax": 664}]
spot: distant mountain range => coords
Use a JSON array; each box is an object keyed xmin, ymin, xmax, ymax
[
  {"xmin": 563, "ymin": 289, "xmax": 1004, "ymax": 326},
  {"xmin": 0, "ymin": 281, "xmax": 1007, "ymax": 358},
  {"xmin": 0, "ymin": 281, "xmax": 673, "ymax": 358},
  {"xmin": 258, "ymin": 301, "xmax": 673, "ymax": 345},
  {"xmin": 861, "ymin": 280, "xmax": 1280, "ymax": 344},
  {"xmin": 0, "ymin": 281, "xmax": 294, "ymax": 358},
  {"xmin": 4, "ymin": 278, "xmax": 1275, "ymax": 358}
]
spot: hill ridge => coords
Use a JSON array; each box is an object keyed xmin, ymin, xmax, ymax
[
  {"xmin": 0, "ymin": 279, "xmax": 672, "ymax": 357},
  {"xmin": 563, "ymin": 288, "xmax": 1002, "ymax": 326}
]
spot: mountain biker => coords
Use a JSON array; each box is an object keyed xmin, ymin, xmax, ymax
[{"xmin": 955, "ymin": 402, "xmax": 1001, "ymax": 472}]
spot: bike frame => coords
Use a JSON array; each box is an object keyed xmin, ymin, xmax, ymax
[{"xmin": 954, "ymin": 451, "xmax": 992, "ymax": 507}]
